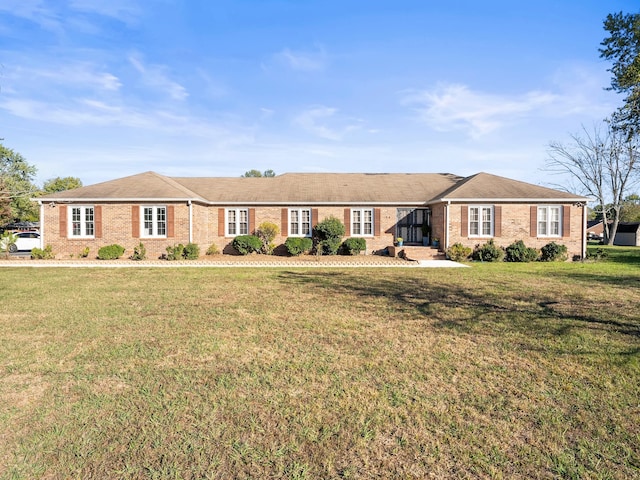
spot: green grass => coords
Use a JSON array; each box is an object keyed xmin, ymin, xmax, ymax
[{"xmin": 0, "ymin": 250, "xmax": 639, "ymax": 479}]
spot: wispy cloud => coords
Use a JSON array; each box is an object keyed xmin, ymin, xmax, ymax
[
  {"xmin": 401, "ymin": 83, "xmax": 557, "ymax": 138},
  {"xmin": 276, "ymin": 45, "xmax": 327, "ymax": 72},
  {"xmin": 69, "ymin": 0, "xmax": 142, "ymax": 24},
  {"xmin": 129, "ymin": 55, "xmax": 188, "ymax": 101},
  {"xmin": 293, "ymin": 106, "xmax": 362, "ymax": 140}
]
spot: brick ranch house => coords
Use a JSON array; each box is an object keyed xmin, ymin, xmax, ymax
[{"xmin": 36, "ymin": 171, "xmax": 589, "ymax": 259}]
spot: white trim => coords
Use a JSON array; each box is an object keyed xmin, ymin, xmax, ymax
[
  {"xmin": 468, "ymin": 205, "xmax": 494, "ymax": 238},
  {"xmin": 69, "ymin": 205, "xmax": 96, "ymax": 239},
  {"xmin": 440, "ymin": 197, "xmax": 587, "ymax": 203},
  {"xmin": 140, "ymin": 205, "xmax": 168, "ymax": 238},
  {"xmin": 536, "ymin": 205, "xmax": 562, "ymax": 238},
  {"xmin": 350, "ymin": 208, "xmax": 374, "ymax": 237},
  {"xmin": 225, "ymin": 207, "xmax": 249, "ymax": 237},
  {"xmin": 288, "ymin": 208, "xmax": 312, "ymax": 237}
]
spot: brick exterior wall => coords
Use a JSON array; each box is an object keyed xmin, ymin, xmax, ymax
[
  {"xmin": 40, "ymin": 201, "xmax": 585, "ymax": 259},
  {"xmin": 442, "ymin": 202, "xmax": 585, "ymax": 258}
]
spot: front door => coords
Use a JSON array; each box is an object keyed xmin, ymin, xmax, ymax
[{"xmin": 396, "ymin": 208, "xmax": 430, "ymax": 244}]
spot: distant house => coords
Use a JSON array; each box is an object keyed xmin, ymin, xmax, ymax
[
  {"xmin": 36, "ymin": 171, "xmax": 589, "ymax": 259},
  {"xmin": 614, "ymin": 223, "xmax": 640, "ymax": 247},
  {"xmin": 587, "ymin": 220, "xmax": 604, "ymax": 240}
]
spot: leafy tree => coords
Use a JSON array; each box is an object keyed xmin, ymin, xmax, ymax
[
  {"xmin": 42, "ymin": 176, "xmax": 82, "ymax": 194},
  {"xmin": 0, "ymin": 143, "xmax": 39, "ymax": 223},
  {"xmin": 546, "ymin": 121, "xmax": 640, "ymax": 244},
  {"xmin": 600, "ymin": 12, "xmax": 640, "ymax": 135},
  {"xmin": 620, "ymin": 194, "xmax": 640, "ymax": 222},
  {"xmin": 242, "ymin": 169, "xmax": 276, "ymax": 177}
]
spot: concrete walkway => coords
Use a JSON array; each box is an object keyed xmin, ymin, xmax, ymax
[{"xmin": 0, "ymin": 255, "xmax": 468, "ymax": 268}]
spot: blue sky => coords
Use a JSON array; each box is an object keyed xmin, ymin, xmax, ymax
[{"xmin": 0, "ymin": 0, "xmax": 636, "ymax": 187}]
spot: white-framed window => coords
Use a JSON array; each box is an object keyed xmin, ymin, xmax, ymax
[
  {"xmin": 289, "ymin": 208, "xmax": 312, "ymax": 237},
  {"xmin": 351, "ymin": 208, "xmax": 374, "ymax": 236},
  {"xmin": 141, "ymin": 206, "xmax": 167, "ymax": 238},
  {"xmin": 70, "ymin": 206, "xmax": 94, "ymax": 238},
  {"xmin": 226, "ymin": 208, "xmax": 249, "ymax": 236},
  {"xmin": 538, "ymin": 206, "xmax": 561, "ymax": 237},
  {"xmin": 469, "ymin": 206, "xmax": 493, "ymax": 237}
]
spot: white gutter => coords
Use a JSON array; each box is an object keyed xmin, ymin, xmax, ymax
[
  {"xmin": 440, "ymin": 197, "xmax": 589, "ymax": 203},
  {"xmin": 188, "ymin": 200, "xmax": 193, "ymax": 243},
  {"xmin": 445, "ymin": 200, "xmax": 451, "ymax": 249},
  {"xmin": 582, "ymin": 203, "xmax": 587, "ymax": 259},
  {"xmin": 38, "ymin": 201, "xmax": 44, "ymax": 249}
]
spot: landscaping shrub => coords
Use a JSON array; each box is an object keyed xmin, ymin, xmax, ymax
[
  {"xmin": 232, "ymin": 235, "xmax": 262, "ymax": 255},
  {"xmin": 540, "ymin": 242, "xmax": 568, "ymax": 262},
  {"xmin": 164, "ymin": 244, "xmax": 185, "ymax": 261},
  {"xmin": 183, "ymin": 243, "xmax": 200, "ymax": 260},
  {"xmin": 130, "ymin": 242, "xmax": 146, "ymax": 261},
  {"xmin": 206, "ymin": 243, "xmax": 220, "ymax": 255},
  {"xmin": 313, "ymin": 216, "xmax": 345, "ymax": 255},
  {"xmin": 505, "ymin": 240, "xmax": 539, "ymax": 262},
  {"xmin": 79, "ymin": 246, "xmax": 90, "ymax": 258},
  {"xmin": 256, "ymin": 222, "xmax": 279, "ymax": 254},
  {"xmin": 341, "ymin": 237, "xmax": 366, "ymax": 255},
  {"xmin": 164, "ymin": 243, "xmax": 200, "ymax": 260},
  {"xmin": 446, "ymin": 243, "xmax": 472, "ymax": 261},
  {"xmin": 0, "ymin": 231, "xmax": 17, "ymax": 259},
  {"xmin": 472, "ymin": 239, "xmax": 504, "ymax": 262},
  {"xmin": 284, "ymin": 237, "xmax": 313, "ymax": 256},
  {"xmin": 97, "ymin": 244, "xmax": 125, "ymax": 260},
  {"xmin": 31, "ymin": 245, "xmax": 55, "ymax": 260}
]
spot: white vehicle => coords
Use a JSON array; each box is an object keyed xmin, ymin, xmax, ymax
[{"xmin": 4, "ymin": 231, "xmax": 41, "ymax": 252}]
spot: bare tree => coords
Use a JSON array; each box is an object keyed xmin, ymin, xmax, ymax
[{"xmin": 547, "ymin": 121, "xmax": 640, "ymax": 244}]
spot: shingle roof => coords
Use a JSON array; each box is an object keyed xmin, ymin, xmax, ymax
[
  {"xmin": 37, "ymin": 170, "xmax": 586, "ymax": 204},
  {"xmin": 438, "ymin": 172, "xmax": 587, "ymax": 201}
]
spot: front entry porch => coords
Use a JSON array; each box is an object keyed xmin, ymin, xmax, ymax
[{"xmin": 388, "ymin": 245, "xmax": 445, "ymax": 261}]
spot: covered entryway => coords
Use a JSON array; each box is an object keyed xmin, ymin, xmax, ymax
[{"xmin": 396, "ymin": 208, "xmax": 430, "ymax": 244}]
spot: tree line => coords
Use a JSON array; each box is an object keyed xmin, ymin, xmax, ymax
[
  {"xmin": 0, "ymin": 143, "xmax": 82, "ymax": 226},
  {"xmin": 547, "ymin": 11, "xmax": 640, "ymax": 244}
]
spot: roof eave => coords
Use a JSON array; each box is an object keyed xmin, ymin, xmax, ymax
[{"xmin": 438, "ymin": 197, "xmax": 589, "ymax": 203}]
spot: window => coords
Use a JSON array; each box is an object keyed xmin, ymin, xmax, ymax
[
  {"xmin": 351, "ymin": 208, "xmax": 373, "ymax": 236},
  {"xmin": 226, "ymin": 208, "xmax": 249, "ymax": 236},
  {"xmin": 538, "ymin": 206, "xmax": 561, "ymax": 236},
  {"xmin": 70, "ymin": 206, "xmax": 94, "ymax": 237},
  {"xmin": 142, "ymin": 206, "xmax": 167, "ymax": 237},
  {"xmin": 469, "ymin": 206, "xmax": 493, "ymax": 237},
  {"xmin": 289, "ymin": 208, "xmax": 312, "ymax": 236}
]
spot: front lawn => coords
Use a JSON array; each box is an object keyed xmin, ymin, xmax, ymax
[{"xmin": 0, "ymin": 255, "xmax": 638, "ymax": 478}]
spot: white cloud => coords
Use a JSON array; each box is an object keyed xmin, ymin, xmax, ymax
[
  {"xmin": 129, "ymin": 55, "xmax": 188, "ymax": 101},
  {"xmin": 401, "ymin": 83, "xmax": 558, "ymax": 139},
  {"xmin": 69, "ymin": 0, "xmax": 142, "ymax": 23},
  {"xmin": 276, "ymin": 45, "xmax": 327, "ymax": 72},
  {"xmin": 293, "ymin": 106, "xmax": 362, "ymax": 141}
]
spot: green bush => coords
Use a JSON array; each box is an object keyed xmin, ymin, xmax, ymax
[
  {"xmin": 206, "ymin": 243, "xmax": 220, "ymax": 255},
  {"xmin": 341, "ymin": 237, "xmax": 366, "ymax": 255},
  {"xmin": 183, "ymin": 243, "xmax": 200, "ymax": 260},
  {"xmin": 79, "ymin": 246, "xmax": 90, "ymax": 258},
  {"xmin": 31, "ymin": 245, "xmax": 55, "ymax": 260},
  {"xmin": 313, "ymin": 216, "xmax": 345, "ymax": 255},
  {"xmin": 256, "ymin": 222, "xmax": 279, "ymax": 254},
  {"xmin": 130, "ymin": 242, "xmax": 146, "ymax": 261},
  {"xmin": 164, "ymin": 243, "xmax": 200, "ymax": 260},
  {"xmin": 284, "ymin": 237, "xmax": 313, "ymax": 256},
  {"xmin": 232, "ymin": 235, "xmax": 262, "ymax": 255},
  {"xmin": 97, "ymin": 244, "xmax": 125, "ymax": 260},
  {"xmin": 540, "ymin": 242, "xmax": 568, "ymax": 262},
  {"xmin": 505, "ymin": 240, "xmax": 539, "ymax": 262},
  {"xmin": 472, "ymin": 239, "xmax": 505, "ymax": 262},
  {"xmin": 446, "ymin": 243, "xmax": 472, "ymax": 261}
]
